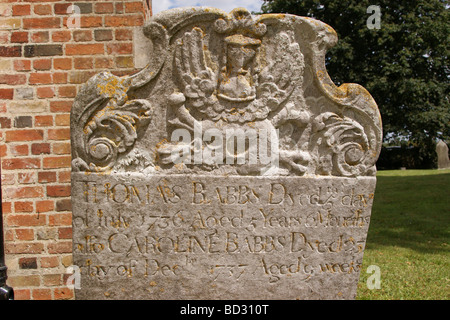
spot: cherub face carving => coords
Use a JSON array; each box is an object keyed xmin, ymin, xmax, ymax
[{"xmin": 218, "ymin": 35, "xmax": 261, "ymax": 102}]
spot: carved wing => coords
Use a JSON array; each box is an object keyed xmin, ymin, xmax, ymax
[
  {"xmin": 174, "ymin": 27, "xmax": 217, "ymax": 107},
  {"xmin": 256, "ymin": 32, "xmax": 304, "ymax": 113}
]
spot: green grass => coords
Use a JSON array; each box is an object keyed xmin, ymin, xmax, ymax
[{"xmin": 356, "ymin": 169, "xmax": 450, "ymax": 300}]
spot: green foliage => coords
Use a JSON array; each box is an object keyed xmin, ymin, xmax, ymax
[{"xmin": 261, "ymin": 0, "xmax": 449, "ymax": 167}]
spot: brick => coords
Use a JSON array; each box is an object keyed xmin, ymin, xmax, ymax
[
  {"xmin": 0, "ymin": 46, "xmax": 21, "ymax": 57},
  {"xmin": 115, "ymin": 2, "xmax": 124, "ymax": 14},
  {"xmin": 57, "ymin": 86, "xmax": 77, "ymax": 99},
  {"xmin": 36, "ymin": 86, "xmax": 55, "ymax": 98},
  {"xmin": 115, "ymin": 56, "xmax": 134, "ymax": 69},
  {"xmin": 65, "ymin": 43, "xmax": 104, "ymax": 56},
  {"xmin": 47, "ymin": 185, "xmax": 71, "ymax": 197},
  {"xmin": 5, "ymin": 129, "xmax": 43, "ymax": 142},
  {"xmin": 6, "ymin": 214, "xmax": 45, "ymax": 227},
  {"xmin": 4, "ymin": 186, "xmax": 44, "ymax": 199},
  {"xmin": 51, "ymin": 30, "xmax": 71, "ymax": 42},
  {"xmin": 13, "ymin": 60, "xmax": 32, "ymax": 72},
  {"xmin": 58, "ymin": 171, "xmax": 71, "ymax": 183},
  {"xmin": 10, "ymin": 144, "xmax": 29, "ymax": 156},
  {"xmin": 24, "ymin": 44, "xmax": 63, "ymax": 57},
  {"xmin": 61, "ymin": 255, "xmax": 72, "ymax": 268},
  {"xmin": 94, "ymin": 57, "xmax": 114, "ymax": 69},
  {"xmin": 15, "ymin": 87, "xmax": 34, "ymax": 100},
  {"xmin": 43, "ymin": 274, "xmax": 61, "ymax": 287},
  {"xmin": 0, "ymin": 88, "xmax": 14, "ymax": 99},
  {"xmin": 14, "ymin": 116, "xmax": 32, "ymax": 128},
  {"xmin": 12, "ymin": 4, "xmax": 31, "ymax": 16},
  {"xmin": 58, "ymin": 227, "xmax": 72, "ymax": 239},
  {"xmin": 1, "ymin": 173, "xmax": 14, "ymax": 186},
  {"xmin": 105, "ymin": 15, "xmax": 143, "ymax": 27},
  {"xmin": 94, "ymin": 29, "xmax": 113, "ymax": 41},
  {"xmin": 36, "ymin": 199, "xmax": 54, "ymax": 212},
  {"xmin": 18, "ymin": 172, "xmax": 36, "ymax": 184},
  {"xmin": 49, "ymin": 213, "xmax": 72, "ymax": 227},
  {"xmin": 29, "ymin": 72, "xmax": 52, "ymax": 85},
  {"xmin": 48, "ymin": 128, "xmax": 70, "ymax": 140},
  {"xmin": 0, "ymin": 117, "xmax": 11, "ymax": 128},
  {"xmin": 34, "ymin": 4, "xmax": 52, "ymax": 16},
  {"xmin": 11, "ymin": 31, "xmax": 28, "ymax": 43},
  {"xmin": 15, "ymin": 228, "xmax": 34, "ymax": 241},
  {"xmin": 40, "ymin": 256, "xmax": 59, "ymax": 268},
  {"xmin": 7, "ymin": 275, "xmax": 41, "ymax": 287},
  {"xmin": 50, "ymin": 100, "xmax": 72, "ymax": 113},
  {"xmin": 78, "ymin": 16, "xmax": 102, "ymax": 28},
  {"xmin": 107, "ymin": 42, "xmax": 133, "ymax": 55},
  {"xmin": 43, "ymin": 156, "xmax": 71, "ymax": 169},
  {"xmin": 0, "ymin": 3, "xmax": 11, "ymax": 17},
  {"xmin": 54, "ymin": 287, "xmax": 73, "ymax": 300},
  {"xmin": 32, "ymin": 142, "xmax": 51, "ymax": 155},
  {"xmin": 0, "ymin": 18, "xmax": 21, "ymax": 29},
  {"xmin": 0, "ymin": 144, "xmax": 7, "ymax": 158},
  {"xmin": 23, "ymin": 17, "xmax": 61, "ymax": 29},
  {"xmin": 125, "ymin": 2, "xmax": 144, "ymax": 13},
  {"xmin": 56, "ymin": 199, "xmax": 71, "ymax": 212},
  {"xmin": 55, "ymin": 114, "xmax": 70, "ymax": 126},
  {"xmin": 19, "ymin": 257, "xmax": 37, "ymax": 269},
  {"xmin": 37, "ymin": 228, "xmax": 57, "ymax": 241},
  {"xmin": 74, "ymin": 57, "xmax": 93, "ymax": 70},
  {"xmin": 35, "ymin": 115, "xmax": 53, "ymax": 127},
  {"xmin": 68, "ymin": 70, "xmax": 96, "ymax": 84},
  {"xmin": 2, "ymin": 158, "xmax": 40, "ymax": 170},
  {"xmin": 52, "ymin": 72, "xmax": 68, "ymax": 84},
  {"xmin": 54, "ymin": 2, "xmax": 92, "ymax": 15},
  {"xmin": 76, "ymin": 3, "xmax": 93, "ymax": 14},
  {"xmin": 15, "ymin": 201, "xmax": 34, "ymax": 213},
  {"xmin": 73, "ymin": 29, "xmax": 92, "ymax": 42},
  {"xmin": 4, "ymin": 230, "xmax": 14, "ymax": 242},
  {"xmin": 53, "ymin": 57, "xmax": 72, "ymax": 70},
  {"xmin": 13, "ymin": 289, "xmax": 31, "ymax": 301},
  {"xmin": 32, "ymin": 289, "xmax": 52, "ymax": 300},
  {"xmin": 9, "ymin": 100, "xmax": 47, "ymax": 113},
  {"xmin": 2, "ymin": 202, "xmax": 12, "ymax": 214},
  {"xmin": 53, "ymin": 3, "xmax": 71, "ymax": 15},
  {"xmin": 38, "ymin": 172, "xmax": 57, "ymax": 184},
  {"xmin": 31, "ymin": 30, "xmax": 49, "ymax": 43},
  {"xmin": 0, "ymin": 59, "xmax": 11, "ymax": 71},
  {"xmin": 0, "ymin": 31, "xmax": 9, "ymax": 44},
  {"xmin": 47, "ymin": 241, "xmax": 72, "ymax": 254},
  {"xmin": 94, "ymin": 2, "xmax": 114, "ymax": 14},
  {"xmin": 0, "ymin": 74, "xmax": 26, "ymax": 84}
]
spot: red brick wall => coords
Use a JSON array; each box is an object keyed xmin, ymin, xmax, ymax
[{"xmin": 0, "ymin": 0, "xmax": 150, "ymax": 300}]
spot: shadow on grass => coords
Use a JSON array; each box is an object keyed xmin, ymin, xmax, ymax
[{"xmin": 366, "ymin": 172, "xmax": 449, "ymax": 254}]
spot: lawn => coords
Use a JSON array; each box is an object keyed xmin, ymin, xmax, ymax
[{"xmin": 356, "ymin": 169, "xmax": 450, "ymax": 300}]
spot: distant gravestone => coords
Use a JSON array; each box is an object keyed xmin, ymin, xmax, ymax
[
  {"xmin": 70, "ymin": 7, "xmax": 383, "ymax": 300},
  {"xmin": 436, "ymin": 140, "xmax": 450, "ymax": 169}
]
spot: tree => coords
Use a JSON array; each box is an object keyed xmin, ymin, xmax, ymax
[{"xmin": 261, "ymin": 0, "xmax": 449, "ymax": 168}]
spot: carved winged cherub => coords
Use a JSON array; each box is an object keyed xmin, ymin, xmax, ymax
[{"xmin": 158, "ymin": 8, "xmax": 310, "ymax": 175}]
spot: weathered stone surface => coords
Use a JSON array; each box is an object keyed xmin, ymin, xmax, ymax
[
  {"xmin": 436, "ymin": 140, "xmax": 450, "ymax": 169},
  {"xmin": 71, "ymin": 7, "xmax": 382, "ymax": 300}
]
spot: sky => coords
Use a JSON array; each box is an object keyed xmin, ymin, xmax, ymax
[{"xmin": 152, "ymin": 0, "xmax": 264, "ymax": 15}]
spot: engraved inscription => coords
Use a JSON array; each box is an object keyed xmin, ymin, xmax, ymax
[{"xmin": 72, "ymin": 174, "xmax": 375, "ymax": 299}]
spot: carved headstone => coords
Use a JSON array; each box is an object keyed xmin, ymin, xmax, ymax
[
  {"xmin": 71, "ymin": 7, "xmax": 382, "ymax": 300},
  {"xmin": 436, "ymin": 140, "xmax": 450, "ymax": 169}
]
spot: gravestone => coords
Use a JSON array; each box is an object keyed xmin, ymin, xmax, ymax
[
  {"xmin": 436, "ymin": 140, "xmax": 450, "ymax": 169},
  {"xmin": 70, "ymin": 7, "xmax": 382, "ymax": 300}
]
